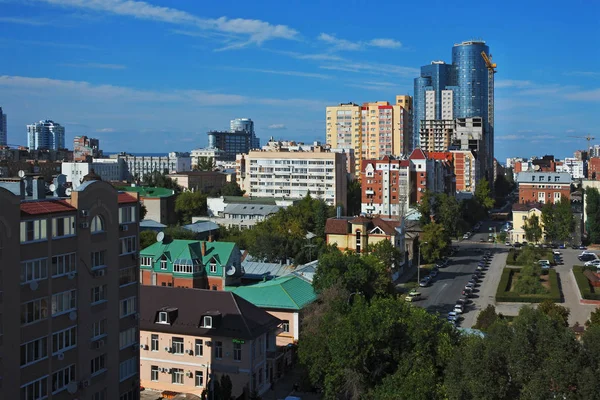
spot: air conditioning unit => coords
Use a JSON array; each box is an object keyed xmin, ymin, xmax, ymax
[
  {"xmin": 93, "ymin": 269, "xmax": 105, "ymax": 278},
  {"xmin": 80, "ymin": 210, "xmax": 89, "ymax": 217},
  {"xmin": 67, "ymin": 272, "xmax": 76, "ymax": 280},
  {"xmin": 79, "ymin": 380, "xmax": 90, "ymax": 389},
  {"xmin": 168, "ymin": 368, "xmax": 174, "ymax": 374},
  {"xmin": 164, "ymin": 346, "xmax": 171, "ymax": 353},
  {"xmin": 187, "ymin": 372, "xmax": 193, "ymax": 378},
  {"xmin": 161, "ymin": 368, "xmax": 167, "ymax": 373},
  {"xmin": 206, "ymin": 341, "xmax": 212, "ymax": 347},
  {"xmin": 80, "ymin": 222, "xmax": 90, "ymax": 229},
  {"xmin": 188, "ymin": 349, "xmax": 194, "ymax": 355},
  {"xmin": 57, "ymin": 352, "xmax": 65, "ymax": 360},
  {"xmin": 120, "ymin": 224, "xmax": 129, "ymax": 232}
]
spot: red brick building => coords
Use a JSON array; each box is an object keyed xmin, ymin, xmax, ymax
[
  {"xmin": 515, "ymin": 171, "xmax": 571, "ymax": 204},
  {"xmin": 588, "ymin": 157, "xmax": 600, "ymax": 180}
]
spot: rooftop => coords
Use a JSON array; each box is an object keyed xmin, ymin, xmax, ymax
[
  {"xmin": 120, "ymin": 186, "xmax": 175, "ymax": 198},
  {"xmin": 181, "ymin": 220, "xmax": 220, "ymax": 233},
  {"xmin": 140, "ymin": 239, "xmax": 237, "ymax": 268},
  {"xmin": 223, "ymin": 203, "xmax": 280, "ymax": 216},
  {"xmin": 21, "ymin": 199, "xmax": 75, "ymax": 216}
]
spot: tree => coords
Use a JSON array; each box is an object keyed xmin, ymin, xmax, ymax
[
  {"xmin": 436, "ymin": 193, "xmax": 467, "ymax": 238},
  {"xmin": 554, "ymin": 198, "xmax": 575, "ymax": 244},
  {"xmin": 513, "ymin": 264, "xmax": 546, "ymax": 295},
  {"xmin": 140, "ymin": 230, "xmax": 157, "ymax": 249},
  {"xmin": 195, "ymin": 156, "xmax": 216, "ymax": 171},
  {"xmin": 585, "ymin": 307, "xmax": 600, "ymax": 327},
  {"xmin": 537, "ymin": 299, "xmax": 570, "ymax": 327},
  {"xmin": 346, "ymin": 178, "xmax": 362, "ymax": 216},
  {"xmin": 473, "ymin": 305, "xmax": 500, "ymax": 332},
  {"xmin": 141, "ymin": 171, "xmax": 182, "ymax": 193},
  {"xmin": 475, "ymin": 178, "xmax": 495, "ymax": 210},
  {"xmin": 164, "ymin": 226, "xmax": 198, "ymax": 240},
  {"xmin": 419, "ymin": 222, "xmax": 451, "ymax": 263},
  {"xmin": 417, "ymin": 190, "xmax": 436, "ymax": 225},
  {"xmin": 175, "ymin": 191, "xmax": 207, "ymax": 224},
  {"xmin": 139, "ymin": 202, "xmax": 147, "ymax": 221},
  {"xmin": 220, "ymin": 374, "xmax": 233, "ymax": 400},
  {"xmin": 541, "ymin": 202, "xmax": 557, "ymax": 243},
  {"xmin": 219, "ymin": 181, "xmax": 245, "ymax": 197},
  {"xmin": 522, "ymin": 213, "xmax": 543, "ymax": 243},
  {"xmin": 585, "ymin": 187, "xmax": 600, "ymax": 243},
  {"xmin": 367, "ymin": 240, "xmax": 404, "ymax": 272}
]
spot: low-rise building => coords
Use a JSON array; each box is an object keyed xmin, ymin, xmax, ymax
[
  {"xmin": 62, "ymin": 158, "xmax": 128, "ymax": 188},
  {"xmin": 167, "ymin": 171, "xmax": 228, "ymax": 193},
  {"xmin": 510, "ymin": 203, "xmax": 544, "ymax": 244},
  {"xmin": 190, "ymin": 147, "xmax": 225, "ymax": 166},
  {"xmin": 557, "ymin": 157, "xmax": 585, "ymax": 179},
  {"xmin": 139, "ymin": 286, "xmax": 281, "ymax": 398},
  {"xmin": 140, "ymin": 238, "xmax": 242, "ymax": 290},
  {"xmin": 110, "ymin": 152, "xmax": 192, "ymax": 180},
  {"xmin": 203, "ymin": 202, "xmax": 281, "ymax": 230},
  {"xmin": 119, "ymin": 185, "xmax": 177, "ymax": 225},
  {"xmin": 73, "ymin": 135, "xmax": 102, "ymax": 161},
  {"xmin": 515, "ymin": 171, "xmax": 571, "ymax": 204}
]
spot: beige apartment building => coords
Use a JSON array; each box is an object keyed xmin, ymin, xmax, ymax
[
  {"xmin": 325, "ymin": 95, "xmax": 413, "ymax": 175},
  {"xmin": 0, "ymin": 174, "xmax": 140, "ymax": 400},
  {"xmin": 236, "ymin": 149, "xmax": 348, "ymax": 210},
  {"xmin": 139, "ymin": 286, "xmax": 281, "ymax": 398}
]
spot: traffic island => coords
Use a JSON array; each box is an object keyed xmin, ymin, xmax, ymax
[
  {"xmin": 572, "ymin": 265, "xmax": 600, "ymax": 304},
  {"xmin": 495, "ymin": 267, "xmax": 560, "ymax": 303}
]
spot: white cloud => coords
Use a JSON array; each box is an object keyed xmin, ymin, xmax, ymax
[
  {"xmin": 345, "ymin": 81, "xmax": 399, "ymax": 91},
  {"xmin": 96, "ymin": 128, "xmax": 115, "ymax": 132},
  {"xmin": 566, "ymin": 129, "xmax": 576, "ymax": 133},
  {"xmin": 495, "ymin": 80, "xmax": 533, "ymax": 89},
  {"xmin": 565, "ymin": 88, "xmax": 600, "ymax": 101},
  {"xmin": 318, "ymin": 33, "xmax": 402, "ymax": 51},
  {"xmin": 496, "ymin": 135, "xmax": 520, "ymax": 141},
  {"xmin": 320, "ymin": 62, "xmax": 418, "ymax": 78},
  {"xmin": 564, "ymin": 71, "xmax": 600, "ymax": 78},
  {"xmin": 0, "ymin": 38, "xmax": 95, "ymax": 49},
  {"xmin": 267, "ymin": 124, "xmax": 286, "ymax": 130},
  {"xmin": 0, "ymin": 17, "xmax": 50, "ymax": 26},
  {"xmin": 61, "ymin": 62, "xmax": 127, "ymax": 70},
  {"xmin": 221, "ymin": 67, "xmax": 330, "ymax": 80},
  {"xmin": 41, "ymin": 0, "xmax": 299, "ymax": 48}
]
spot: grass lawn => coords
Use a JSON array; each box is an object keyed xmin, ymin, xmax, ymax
[{"xmin": 496, "ymin": 268, "xmax": 560, "ymax": 303}]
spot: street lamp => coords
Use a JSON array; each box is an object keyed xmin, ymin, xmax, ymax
[{"xmin": 417, "ymin": 241, "xmax": 428, "ymax": 284}]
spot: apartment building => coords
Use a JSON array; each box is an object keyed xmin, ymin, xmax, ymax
[
  {"xmin": 236, "ymin": 149, "xmax": 347, "ymax": 210},
  {"xmin": 419, "ymin": 119, "xmax": 454, "ymax": 152},
  {"xmin": 62, "ymin": 158, "xmax": 128, "ymax": 189},
  {"xmin": 0, "ymin": 174, "xmax": 140, "ymax": 400},
  {"xmin": 452, "ymin": 150, "xmax": 480, "ymax": 193},
  {"xmin": 73, "ymin": 136, "xmax": 102, "ymax": 162},
  {"xmin": 515, "ymin": 172, "xmax": 571, "ymax": 204},
  {"xmin": 558, "ymin": 157, "xmax": 585, "ymax": 179},
  {"xmin": 325, "ymin": 96, "xmax": 413, "ymax": 175},
  {"xmin": 110, "ymin": 152, "xmax": 192, "ymax": 180},
  {"xmin": 119, "ymin": 186, "xmax": 177, "ymax": 225},
  {"xmin": 139, "ymin": 286, "xmax": 281, "ymax": 398},
  {"xmin": 167, "ymin": 171, "xmax": 228, "ymax": 193},
  {"xmin": 139, "ymin": 238, "xmax": 242, "ymax": 290},
  {"xmin": 27, "ymin": 120, "xmax": 65, "ymax": 151}
]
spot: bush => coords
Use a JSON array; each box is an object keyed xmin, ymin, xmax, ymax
[
  {"xmin": 573, "ymin": 265, "xmax": 600, "ymax": 301},
  {"xmin": 496, "ymin": 268, "xmax": 560, "ymax": 303},
  {"xmin": 506, "ymin": 247, "xmax": 554, "ymax": 266}
]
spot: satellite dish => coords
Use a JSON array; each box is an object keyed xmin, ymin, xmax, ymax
[
  {"xmin": 156, "ymin": 232, "xmax": 165, "ymax": 242},
  {"xmin": 65, "ymin": 188, "xmax": 72, "ymax": 196},
  {"xmin": 69, "ymin": 311, "xmax": 77, "ymax": 321},
  {"xmin": 534, "ymin": 165, "xmax": 540, "ymax": 171},
  {"xmin": 18, "ymin": 170, "xmax": 25, "ymax": 178},
  {"xmin": 67, "ymin": 381, "xmax": 78, "ymax": 394},
  {"xmin": 226, "ymin": 265, "xmax": 237, "ymax": 276},
  {"xmin": 49, "ymin": 183, "xmax": 56, "ymax": 192},
  {"xmin": 29, "ymin": 281, "xmax": 39, "ymax": 291}
]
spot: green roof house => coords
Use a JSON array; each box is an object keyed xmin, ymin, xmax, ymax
[
  {"xmin": 140, "ymin": 237, "xmax": 242, "ymax": 290},
  {"xmin": 120, "ymin": 185, "xmax": 177, "ymax": 225}
]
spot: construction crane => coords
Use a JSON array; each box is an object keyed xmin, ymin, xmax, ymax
[
  {"xmin": 569, "ymin": 134, "xmax": 596, "ymax": 155},
  {"xmin": 481, "ymin": 51, "xmax": 497, "ymax": 130}
]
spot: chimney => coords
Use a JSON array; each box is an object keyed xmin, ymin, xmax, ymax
[
  {"xmin": 32, "ymin": 177, "xmax": 46, "ymax": 200},
  {"xmin": 201, "ymin": 241, "xmax": 206, "ymax": 256}
]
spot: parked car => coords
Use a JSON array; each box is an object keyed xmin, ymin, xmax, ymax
[
  {"xmin": 553, "ymin": 250, "xmax": 561, "ymax": 256},
  {"xmin": 471, "ymin": 274, "xmax": 480, "ymax": 281},
  {"xmin": 514, "ymin": 242, "xmax": 523, "ymax": 248},
  {"xmin": 454, "ymin": 304, "xmax": 464, "ymax": 314},
  {"xmin": 405, "ymin": 291, "xmax": 422, "ymax": 302},
  {"xmin": 585, "ymin": 260, "xmax": 600, "ymax": 267},
  {"xmin": 419, "ymin": 279, "xmax": 430, "ymax": 287},
  {"xmin": 447, "ymin": 311, "xmax": 459, "ymax": 321},
  {"xmin": 559, "ymin": 244, "xmax": 566, "ymax": 249},
  {"xmin": 580, "ymin": 245, "xmax": 588, "ymax": 250},
  {"xmin": 505, "ymin": 241, "xmax": 511, "ymax": 246},
  {"xmin": 579, "ymin": 254, "xmax": 597, "ymax": 262},
  {"xmin": 463, "ymin": 233, "xmax": 470, "ymax": 240},
  {"xmin": 430, "ymin": 270, "xmax": 439, "ymax": 277}
]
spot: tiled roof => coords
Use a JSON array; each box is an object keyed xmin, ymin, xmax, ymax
[
  {"xmin": 140, "ymin": 219, "xmax": 167, "ymax": 229},
  {"xmin": 140, "ymin": 286, "xmax": 281, "ymax": 339},
  {"xmin": 326, "ymin": 216, "xmax": 400, "ymax": 236},
  {"xmin": 350, "ymin": 216, "xmax": 371, "ymax": 224},
  {"xmin": 118, "ymin": 192, "xmax": 138, "ymax": 204},
  {"xmin": 21, "ymin": 199, "xmax": 76, "ymax": 216},
  {"xmin": 325, "ymin": 217, "xmax": 351, "ymax": 235},
  {"xmin": 409, "ymin": 148, "xmax": 427, "ymax": 160},
  {"xmin": 140, "ymin": 239, "xmax": 237, "ymax": 268},
  {"xmin": 120, "ymin": 186, "xmax": 175, "ymax": 198},
  {"xmin": 512, "ymin": 202, "xmax": 543, "ymax": 212},
  {"xmin": 223, "ymin": 203, "xmax": 280, "ymax": 216},
  {"xmin": 228, "ymin": 275, "xmax": 317, "ymax": 311},
  {"xmin": 427, "ymin": 152, "xmax": 454, "ymax": 162}
]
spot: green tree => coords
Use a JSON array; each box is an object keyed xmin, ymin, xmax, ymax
[
  {"xmin": 585, "ymin": 307, "xmax": 600, "ymax": 328},
  {"xmin": 140, "ymin": 230, "xmax": 157, "ymax": 250},
  {"xmin": 141, "ymin": 171, "xmax": 182, "ymax": 193},
  {"xmin": 419, "ymin": 222, "xmax": 451, "ymax": 263},
  {"xmin": 541, "ymin": 202, "xmax": 557, "ymax": 243},
  {"xmin": 195, "ymin": 156, "xmax": 216, "ymax": 171},
  {"xmin": 164, "ymin": 226, "xmax": 198, "ymax": 240},
  {"xmin": 475, "ymin": 178, "xmax": 495, "ymax": 210},
  {"xmin": 220, "ymin": 374, "xmax": 233, "ymax": 400},
  {"xmin": 436, "ymin": 193, "xmax": 467, "ymax": 238},
  {"xmin": 537, "ymin": 299, "xmax": 570, "ymax": 327},
  {"xmin": 367, "ymin": 239, "xmax": 404, "ymax": 272},
  {"xmin": 473, "ymin": 304, "xmax": 500, "ymax": 332},
  {"xmin": 522, "ymin": 213, "xmax": 543, "ymax": 243},
  {"xmin": 554, "ymin": 198, "xmax": 575, "ymax": 244},
  {"xmin": 347, "ymin": 177, "xmax": 362, "ymax": 216},
  {"xmin": 175, "ymin": 191, "xmax": 207, "ymax": 224},
  {"xmin": 585, "ymin": 187, "xmax": 600, "ymax": 243},
  {"xmin": 417, "ymin": 190, "xmax": 436, "ymax": 225},
  {"xmin": 513, "ymin": 264, "xmax": 546, "ymax": 295},
  {"xmin": 219, "ymin": 181, "xmax": 245, "ymax": 196},
  {"xmin": 139, "ymin": 202, "xmax": 147, "ymax": 220}
]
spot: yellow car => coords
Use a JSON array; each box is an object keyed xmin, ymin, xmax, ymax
[{"xmin": 405, "ymin": 291, "xmax": 422, "ymax": 302}]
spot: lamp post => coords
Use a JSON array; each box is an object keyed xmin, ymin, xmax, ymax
[{"xmin": 417, "ymin": 241, "xmax": 428, "ymax": 284}]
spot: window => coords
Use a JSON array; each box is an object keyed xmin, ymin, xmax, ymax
[
  {"xmin": 21, "ymin": 376, "xmax": 48, "ymax": 400},
  {"xmin": 215, "ymin": 341, "xmax": 223, "ymax": 359},
  {"xmin": 91, "ymin": 251, "xmax": 106, "ymax": 269},
  {"xmin": 172, "ymin": 337, "xmax": 184, "ymax": 354},
  {"xmin": 282, "ymin": 320, "xmax": 290, "ymax": 333},
  {"xmin": 203, "ymin": 316, "xmax": 212, "ymax": 328},
  {"xmin": 160, "ymin": 259, "xmax": 167, "ymax": 270},
  {"xmin": 120, "ymin": 296, "xmax": 136, "ymax": 318},
  {"xmin": 140, "ymin": 256, "xmax": 152, "ymax": 267},
  {"xmin": 92, "ymin": 319, "xmax": 107, "ymax": 339},
  {"xmin": 119, "ymin": 266, "xmax": 136, "ymax": 287},
  {"xmin": 21, "ymin": 297, "xmax": 49, "ymax": 325},
  {"xmin": 120, "ymin": 390, "xmax": 135, "ymax": 400},
  {"xmin": 51, "ymin": 290, "xmax": 77, "ymax": 316},
  {"xmin": 259, "ymin": 367, "xmax": 263, "ymax": 385},
  {"xmin": 119, "ymin": 357, "xmax": 137, "ymax": 382},
  {"xmin": 209, "ymin": 263, "xmax": 217, "ymax": 273},
  {"xmin": 91, "ymin": 215, "xmax": 104, "ymax": 233},
  {"xmin": 119, "ymin": 327, "xmax": 137, "ymax": 349},
  {"xmin": 52, "ymin": 216, "xmax": 75, "ymax": 238},
  {"xmin": 195, "ymin": 371, "xmax": 204, "ymax": 387},
  {"xmin": 119, "ymin": 206, "xmax": 136, "ymax": 224},
  {"xmin": 172, "ymin": 368, "xmax": 184, "ymax": 385},
  {"xmin": 91, "ymin": 354, "xmax": 107, "ymax": 376},
  {"xmin": 52, "ymin": 253, "xmax": 76, "ymax": 277},
  {"xmin": 52, "ymin": 326, "xmax": 77, "ymax": 354},
  {"xmin": 233, "ymin": 342, "xmax": 242, "ymax": 361},
  {"xmin": 93, "ymin": 388, "xmax": 107, "ymax": 400},
  {"xmin": 20, "ymin": 219, "xmax": 47, "ymax": 243},
  {"xmin": 151, "ymin": 365, "xmax": 159, "ymax": 381},
  {"xmin": 21, "ymin": 258, "xmax": 48, "ymax": 284},
  {"xmin": 52, "ymin": 364, "xmax": 75, "ymax": 394},
  {"xmin": 120, "ymin": 236, "xmax": 136, "ymax": 255},
  {"xmin": 21, "ymin": 336, "xmax": 48, "ymax": 366},
  {"xmin": 91, "ymin": 285, "xmax": 107, "ymax": 304},
  {"xmin": 151, "ymin": 334, "xmax": 159, "ymax": 351},
  {"xmin": 195, "ymin": 339, "xmax": 203, "ymax": 356}
]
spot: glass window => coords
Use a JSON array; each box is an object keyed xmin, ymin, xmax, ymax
[
  {"xmin": 52, "ymin": 253, "xmax": 76, "ymax": 277},
  {"xmin": 141, "ymin": 256, "xmax": 152, "ymax": 267},
  {"xmin": 52, "ymin": 326, "xmax": 77, "ymax": 354},
  {"xmin": 52, "ymin": 216, "xmax": 76, "ymax": 238},
  {"xmin": 91, "ymin": 215, "xmax": 105, "ymax": 233},
  {"xmin": 151, "ymin": 334, "xmax": 159, "ymax": 351},
  {"xmin": 119, "ymin": 327, "xmax": 137, "ymax": 349},
  {"xmin": 120, "ymin": 236, "xmax": 137, "ymax": 255},
  {"xmin": 51, "ymin": 290, "xmax": 77, "ymax": 316},
  {"xmin": 119, "ymin": 206, "xmax": 137, "ymax": 224},
  {"xmin": 20, "ymin": 219, "xmax": 47, "ymax": 243},
  {"xmin": 119, "ymin": 266, "xmax": 136, "ymax": 287},
  {"xmin": 119, "ymin": 357, "xmax": 137, "ymax": 382},
  {"xmin": 195, "ymin": 371, "xmax": 204, "ymax": 387},
  {"xmin": 151, "ymin": 366, "xmax": 159, "ymax": 382},
  {"xmin": 90, "ymin": 354, "xmax": 107, "ymax": 376},
  {"xmin": 91, "ymin": 251, "xmax": 106, "ymax": 269},
  {"xmin": 172, "ymin": 337, "xmax": 184, "ymax": 354},
  {"xmin": 52, "ymin": 364, "xmax": 75, "ymax": 394},
  {"xmin": 20, "ymin": 376, "xmax": 48, "ymax": 400},
  {"xmin": 92, "ymin": 319, "xmax": 107, "ymax": 339},
  {"xmin": 233, "ymin": 342, "xmax": 242, "ymax": 361},
  {"xmin": 282, "ymin": 320, "xmax": 290, "ymax": 333},
  {"xmin": 91, "ymin": 285, "xmax": 107, "ymax": 304},
  {"xmin": 215, "ymin": 341, "xmax": 223, "ymax": 359},
  {"xmin": 20, "ymin": 258, "xmax": 48, "ymax": 284},
  {"xmin": 120, "ymin": 297, "xmax": 136, "ymax": 318},
  {"xmin": 21, "ymin": 297, "xmax": 48, "ymax": 325},
  {"xmin": 171, "ymin": 368, "xmax": 184, "ymax": 385},
  {"xmin": 195, "ymin": 339, "xmax": 203, "ymax": 356},
  {"xmin": 21, "ymin": 336, "xmax": 48, "ymax": 366}
]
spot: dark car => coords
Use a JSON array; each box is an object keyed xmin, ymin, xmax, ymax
[
  {"xmin": 579, "ymin": 254, "xmax": 596, "ymax": 262},
  {"xmin": 514, "ymin": 242, "xmax": 523, "ymax": 248},
  {"xmin": 572, "ymin": 244, "xmax": 580, "ymax": 249},
  {"xmin": 471, "ymin": 274, "xmax": 480, "ymax": 281},
  {"xmin": 580, "ymin": 245, "xmax": 588, "ymax": 250}
]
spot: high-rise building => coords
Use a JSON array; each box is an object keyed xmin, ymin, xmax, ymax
[
  {"xmin": 73, "ymin": 136, "xmax": 102, "ymax": 161},
  {"xmin": 230, "ymin": 118, "xmax": 260, "ymax": 149},
  {"xmin": 0, "ymin": 107, "xmax": 6, "ymax": 146},
  {"xmin": 0, "ymin": 174, "xmax": 140, "ymax": 400},
  {"xmin": 326, "ymin": 96, "xmax": 413, "ymax": 176},
  {"xmin": 207, "ymin": 130, "xmax": 260, "ymax": 161},
  {"xmin": 413, "ymin": 40, "xmax": 494, "ymax": 180},
  {"xmin": 27, "ymin": 120, "xmax": 65, "ymax": 150}
]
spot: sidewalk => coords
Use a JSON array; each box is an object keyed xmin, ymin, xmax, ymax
[{"xmin": 261, "ymin": 366, "xmax": 321, "ymax": 400}]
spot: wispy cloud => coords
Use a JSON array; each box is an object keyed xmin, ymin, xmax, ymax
[
  {"xmin": 496, "ymin": 135, "xmax": 520, "ymax": 141},
  {"xmin": 565, "ymin": 88, "xmax": 600, "ymax": 101},
  {"xmin": 345, "ymin": 80, "xmax": 399, "ymax": 91},
  {"xmin": 267, "ymin": 124, "xmax": 286, "ymax": 130},
  {"xmin": 41, "ymin": 0, "xmax": 299, "ymax": 49},
  {"xmin": 0, "ymin": 17, "xmax": 50, "ymax": 26},
  {"xmin": 61, "ymin": 62, "xmax": 126, "ymax": 70},
  {"xmin": 96, "ymin": 128, "xmax": 115, "ymax": 133},
  {"xmin": 564, "ymin": 71, "xmax": 600, "ymax": 78},
  {"xmin": 320, "ymin": 62, "xmax": 418, "ymax": 78},
  {"xmin": 267, "ymin": 50, "xmax": 344, "ymax": 62},
  {"xmin": 495, "ymin": 80, "xmax": 533, "ymax": 89},
  {"xmin": 318, "ymin": 33, "xmax": 402, "ymax": 51},
  {"xmin": 221, "ymin": 67, "xmax": 330, "ymax": 80},
  {"xmin": 566, "ymin": 129, "xmax": 576, "ymax": 133},
  {"xmin": 0, "ymin": 38, "xmax": 95, "ymax": 49}
]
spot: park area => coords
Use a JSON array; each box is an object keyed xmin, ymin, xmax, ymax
[{"xmin": 573, "ymin": 265, "xmax": 600, "ymax": 301}]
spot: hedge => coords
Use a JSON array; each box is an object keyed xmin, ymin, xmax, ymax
[
  {"xmin": 573, "ymin": 265, "xmax": 600, "ymax": 301},
  {"xmin": 506, "ymin": 248, "xmax": 555, "ymax": 266},
  {"xmin": 495, "ymin": 268, "xmax": 561, "ymax": 303}
]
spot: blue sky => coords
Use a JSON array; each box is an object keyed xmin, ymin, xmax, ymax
[{"xmin": 0, "ymin": 0, "xmax": 599, "ymax": 161}]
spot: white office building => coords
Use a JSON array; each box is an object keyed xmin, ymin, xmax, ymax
[
  {"xmin": 62, "ymin": 158, "xmax": 128, "ymax": 188},
  {"xmin": 558, "ymin": 157, "xmax": 585, "ymax": 179},
  {"xmin": 111, "ymin": 152, "xmax": 191, "ymax": 180},
  {"xmin": 27, "ymin": 120, "xmax": 65, "ymax": 150}
]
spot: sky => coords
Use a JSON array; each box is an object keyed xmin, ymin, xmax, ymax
[{"xmin": 0, "ymin": 0, "xmax": 599, "ymax": 161}]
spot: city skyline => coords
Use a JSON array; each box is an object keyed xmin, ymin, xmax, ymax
[{"xmin": 0, "ymin": 0, "xmax": 598, "ymax": 160}]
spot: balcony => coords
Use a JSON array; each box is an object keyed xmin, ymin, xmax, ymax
[{"xmin": 365, "ymin": 190, "xmax": 374, "ymax": 195}]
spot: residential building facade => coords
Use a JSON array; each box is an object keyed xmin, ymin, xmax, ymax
[
  {"xmin": 190, "ymin": 147, "xmax": 225, "ymax": 166},
  {"xmin": 510, "ymin": 203, "xmax": 543, "ymax": 244},
  {"xmin": 120, "ymin": 186, "xmax": 177, "ymax": 225},
  {"xmin": 230, "ymin": 118, "xmax": 259, "ymax": 149},
  {"xmin": 167, "ymin": 171, "xmax": 228, "ymax": 193},
  {"xmin": 62, "ymin": 158, "xmax": 128, "ymax": 188},
  {"xmin": 111, "ymin": 152, "xmax": 192, "ymax": 180},
  {"xmin": 587, "ymin": 158, "xmax": 600, "ymax": 180},
  {"xmin": 27, "ymin": 120, "xmax": 66, "ymax": 150},
  {"xmin": 0, "ymin": 175, "xmax": 140, "ymax": 400},
  {"xmin": 139, "ymin": 286, "xmax": 281, "ymax": 398},
  {"xmin": 236, "ymin": 149, "xmax": 348, "ymax": 210},
  {"xmin": 73, "ymin": 136, "xmax": 102, "ymax": 162},
  {"xmin": 558, "ymin": 157, "xmax": 585, "ymax": 179},
  {"xmin": 0, "ymin": 106, "xmax": 6, "ymax": 146},
  {"xmin": 452, "ymin": 150, "xmax": 479, "ymax": 193},
  {"xmin": 207, "ymin": 129, "xmax": 260, "ymax": 161},
  {"xmin": 515, "ymin": 172, "xmax": 571, "ymax": 204}
]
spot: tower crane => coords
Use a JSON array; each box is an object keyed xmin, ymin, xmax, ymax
[
  {"xmin": 569, "ymin": 134, "xmax": 596, "ymax": 155},
  {"xmin": 481, "ymin": 51, "xmax": 497, "ymax": 130}
]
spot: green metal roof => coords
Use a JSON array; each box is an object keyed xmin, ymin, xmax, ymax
[
  {"xmin": 141, "ymin": 239, "xmax": 236, "ymax": 266},
  {"xmin": 228, "ymin": 275, "xmax": 317, "ymax": 311},
  {"xmin": 121, "ymin": 186, "xmax": 175, "ymax": 198}
]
